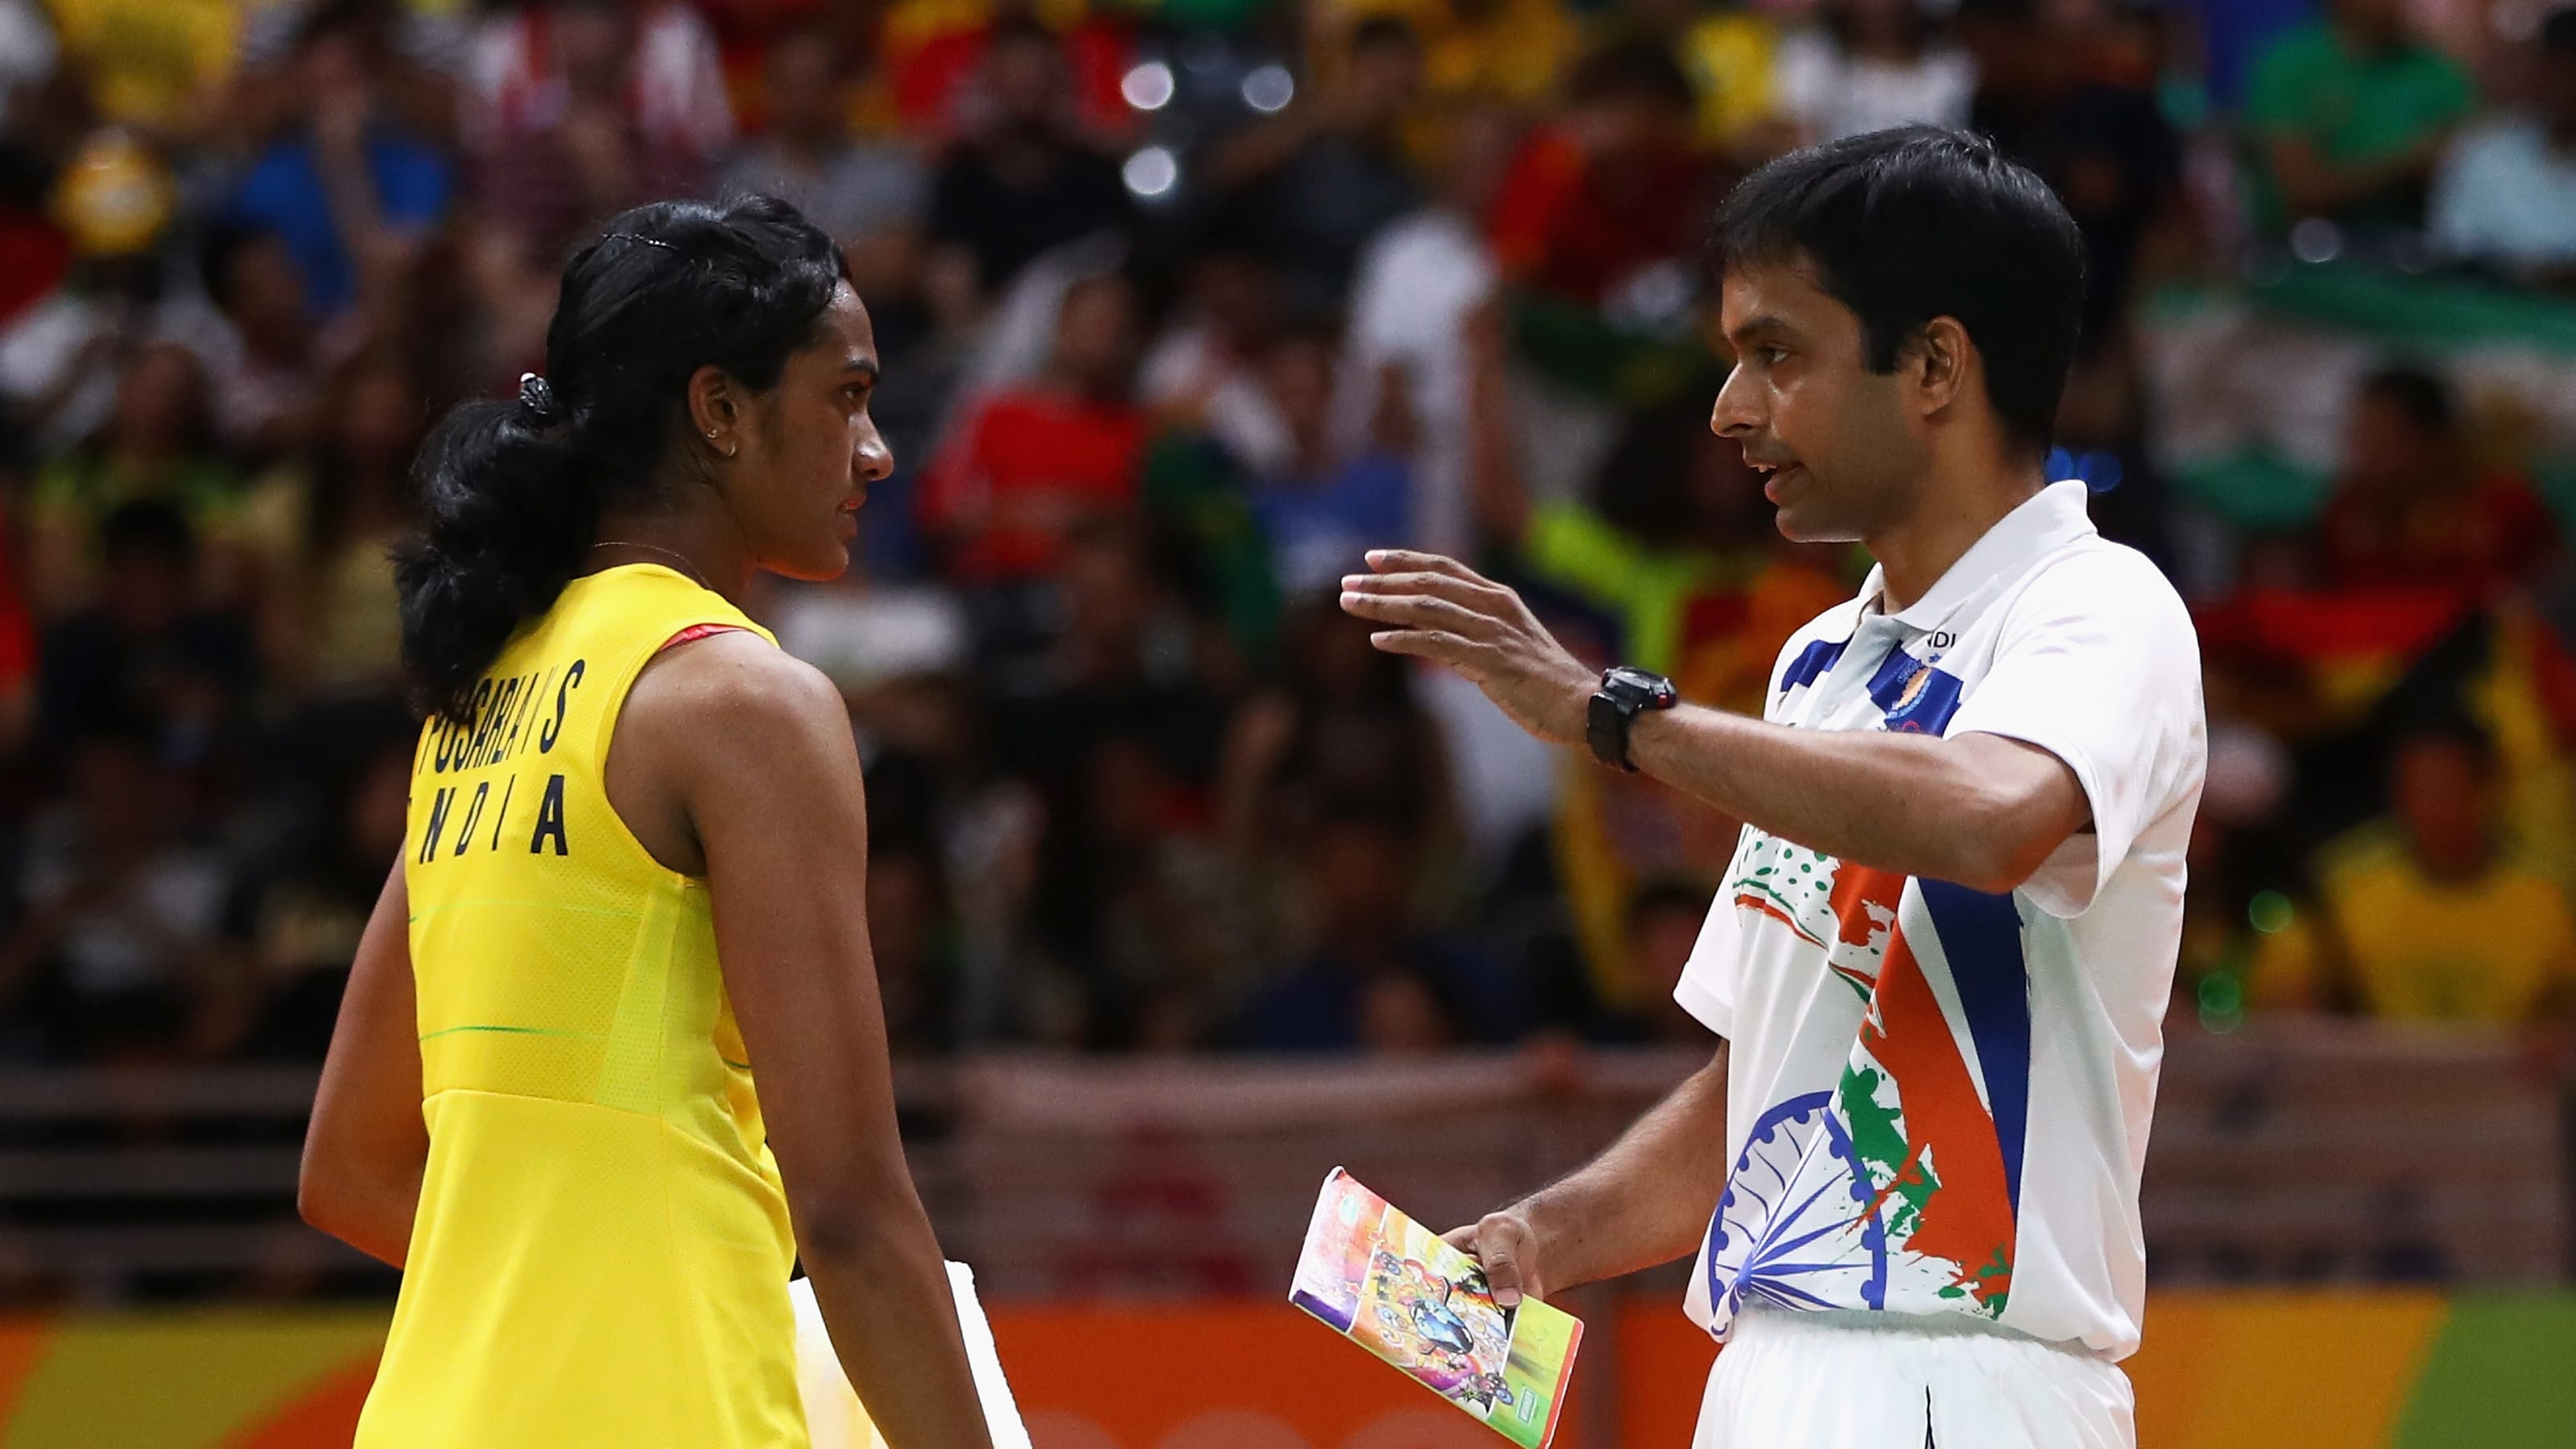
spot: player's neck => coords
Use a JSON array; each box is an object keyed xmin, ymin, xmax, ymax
[
  {"xmin": 590, "ymin": 497, "xmax": 756, "ymax": 603},
  {"xmin": 1866, "ymin": 456, "xmax": 2050, "ymax": 615}
]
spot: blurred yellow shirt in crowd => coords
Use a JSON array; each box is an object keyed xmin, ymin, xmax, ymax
[
  {"xmin": 1677, "ymin": 10, "xmax": 1781, "ymax": 148},
  {"xmin": 43, "ymin": 0, "xmax": 237, "ymax": 130},
  {"xmin": 2321, "ymin": 837, "xmax": 2576, "ymax": 1023},
  {"xmin": 1327, "ymin": 0, "xmax": 1575, "ymax": 109}
]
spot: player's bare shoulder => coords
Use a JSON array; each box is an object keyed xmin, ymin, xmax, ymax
[{"xmin": 610, "ymin": 630, "xmax": 860, "ymax": 872}]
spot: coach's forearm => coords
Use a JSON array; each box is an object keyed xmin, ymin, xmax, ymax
[
  {"xmin": 1626, "ymin": 705, "xmax": 2039, "ymax": 891},
  {"xmin": 1519, "ymin": 1050, "xmax": 1729, "ymax": 1292}
]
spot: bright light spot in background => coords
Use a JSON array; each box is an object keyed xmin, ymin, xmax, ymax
[
  {"xmin": 2289, "ymin": 217, "xmax": 2343, "ymax": 265},
  {"xmin": 1123, "ymin": 146, "xmax": 1179, "ymax": 198},
  {"xmin": 1121, "ymin": 61, "xmax": 1175, "ymax": 112},
  {"xmin": 1241, "ymin": 64, "xmax": 1294, "ymax": 114}
]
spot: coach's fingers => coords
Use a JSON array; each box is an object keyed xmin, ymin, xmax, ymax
[
  {"xmin": 1364, "ymin": 549, "xmax": 1491, "ymax": 586},
  {"xmin": 1340, "ymin": 588, "xmax": 1495, "ymax": 636},
  {"xmin": 1340, "ymin": 569, "xmax": 1513, "ymax": 613},
  {"xmin": 1468, "ymin": 1213, "xmax": 1534, "ymax": 1308},
  {"xmin": 1364, "ymin": 630, "xmax": 1481, "ymax": 667}
]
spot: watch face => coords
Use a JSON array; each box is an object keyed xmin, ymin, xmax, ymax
[{"xmin": 1604, "ymin": 667, "xmax": 1675, "ymax": 705}]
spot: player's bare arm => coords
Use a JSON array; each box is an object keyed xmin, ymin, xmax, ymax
[
  {"xmin": 1447, "ymin": 1044, "xmax": 1729, "ymax": 1307},
  {"xmin": 622, "ymin": 630, "xmax": 996, "ymax": 1449},
  {"xmin": 300, "ymin": 861, "xmax": 428, "ymax": 1268},
  {"xmin": 1340, "ymin": 550, "xmax": 2091, "ymax": 893}
]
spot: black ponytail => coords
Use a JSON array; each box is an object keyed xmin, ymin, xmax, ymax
[{"xmin": 396, "ymin": 196, "xmax": 848, "ymax": 724}]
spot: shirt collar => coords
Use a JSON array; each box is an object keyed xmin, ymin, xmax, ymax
[{"xmin": 1851, "ymin": 479, "xmax": 2097, "ymax": 634}]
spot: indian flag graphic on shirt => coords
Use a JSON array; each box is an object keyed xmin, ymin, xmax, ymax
[{"xmin": 1702, "ymin": 835, "xmax": 2031, "ymax": 1332}]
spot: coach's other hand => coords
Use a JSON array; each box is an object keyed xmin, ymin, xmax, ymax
[
  {"xmin": 1443, "ymin": 1210, "xmax": 1547, "ymax": 1309},
  {"xmin": 1340, "ymin": 551, "xmax": 1593, "ymax": 747}
]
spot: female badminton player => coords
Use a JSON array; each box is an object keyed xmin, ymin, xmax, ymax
[{"xmin": 299, "ymin": 196, "xmax": 993, "ymax": 1448}]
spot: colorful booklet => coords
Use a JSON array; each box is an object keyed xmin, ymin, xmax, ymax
[{"xmin": 1289, "ymin": 1168, "xmax": 1583, "ymax": 1448}]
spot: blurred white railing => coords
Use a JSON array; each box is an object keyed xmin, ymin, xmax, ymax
[{"xmin": 0, "ymin": 1022, "xmax": 2562, "ymax": 1305}]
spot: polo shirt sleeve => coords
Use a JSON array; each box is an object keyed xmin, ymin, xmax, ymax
[
  {"xmin": 1673, "ymin": 885, "xmax": 1744, "ymax": 1038},
  {"xmin": 1943, "ymin": 546, "xmax": 2204, "ymax": 919}
]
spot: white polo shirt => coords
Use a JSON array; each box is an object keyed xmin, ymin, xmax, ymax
[{"xmin": 1675, "ymin": 480, "xmax": 2206, "ymax": 1360}]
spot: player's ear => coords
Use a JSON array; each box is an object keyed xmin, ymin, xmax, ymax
[{"xmin": 1909, "ymin": 316, "xmax": 1971, "ymax": 418}]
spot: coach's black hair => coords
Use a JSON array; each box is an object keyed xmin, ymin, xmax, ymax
[
  {"xmin": 1709, "ymin": 126, "xmax": 2086, "ymax": 457},
  {"xmin": 395, "ymin": 196, "xmax": 848, "ymax": 724}
]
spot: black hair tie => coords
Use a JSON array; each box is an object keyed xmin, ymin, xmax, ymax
[{"xmin": 517, "ymin": 372, "xmax": 563, "ymax": 427}]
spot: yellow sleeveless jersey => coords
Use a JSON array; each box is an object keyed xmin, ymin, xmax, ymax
[{"xmin": 358, "ymin": 564, "xmax": 811, "ymax": 1449}]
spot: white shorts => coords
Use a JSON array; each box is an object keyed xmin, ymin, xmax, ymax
[{"xmin": 1690, "ymin": 1307, "xmax": 2135, "ymax": 1449}]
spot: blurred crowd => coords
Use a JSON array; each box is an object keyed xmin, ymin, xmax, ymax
[{"xmin": 0, "ymin": 0, "xmax": 2574, "ymax": 1071}]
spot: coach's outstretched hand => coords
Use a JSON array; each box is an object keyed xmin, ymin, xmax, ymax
[
  {"xmin": 1340, "ymin": 550, "xmax": 1595, "ymax": 747},
  {"xmin": 1443, "ymin": 1210, "xmax": 1549, "ymax": 1310}
]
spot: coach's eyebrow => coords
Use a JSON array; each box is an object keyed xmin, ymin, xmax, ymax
[
  {"xmin": 1727, "ymin": 315, "xmax": 1794, "ymax": 347},
  {"xmin": 841, "ymin": 356, "xmax": 880, "ymax": 382}
]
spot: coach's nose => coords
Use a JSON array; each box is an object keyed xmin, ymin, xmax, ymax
[{"xmin": 1710, "ymin": 360, "xmax": 1762, "ymax": 440}]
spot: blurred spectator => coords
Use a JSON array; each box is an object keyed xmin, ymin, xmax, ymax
[
  {"xmin": 918, "ymin": 271, "xmax": 1145, "ymax": 585},
  {"xmin": 25, "ymin": 342, "xmax": 245, "ymax": 615},
  {"xmin": 1468, "ymin": 324, "xmax": 1843, "ymax": 696},
  {"xmin": 924, "ymin": 17, "xmax": 1131, "ymax": 307},
  {"xmin": 43, "ymin": 0, "xmax": 235, "ymax": 138},
  {"xmin": 865, "ymin": 845, "xmax": 963, "ymax": 1057},
  {"xmin": 0, "ymin": 0, "xmax": 56, "ymax": 134},
  {"xmin": 1489, "ymin": 39, "xmax": 1713, "ymax": 313},
  {"xmin": 198, "ymin": 223, "xmax": 347, "ymax": 460},
  {"xmin": 1616, "ymin": 876, "xmax": 1713, "ymax": 1045},
  {"xmin": 2314, "ymin": 366, "xmax": 2557, "ymax": 596},
  {"xmin": 1960, "ymin": 0, "xmax": 2183, "ymax": 347},
  {"xmin": 1068, "ymin": 730, "xmax": 1243, "ymax": 1051},
  {"xmin": 2165, "ymin": 0, "xmax": 2314, "ymax": 112},
  {"xmin": 246, "ymin": 353, "xmax": 421, "ymax": 698},
  {"xmin": 35, "ymin": 499, "xmax": 257, "ymax": 772},
  {"xmin": 1243, "ymin": 320, "xmax": 1410, "ymax": 602},
  {"xmin": 464, "ymin": 0, "xmax": 731, "ymax": 166},
  {"xmin": 1139, "ymin": 234, "xmax": 1290, "ymax": 477},
  {"xmin": 231, "ymin": 737, "xmax": 407, "ymax": 1059},
  {"xmin": 225, "ymin": 2, "xmax": 452, "ymax": 323},
  {"xmin": 0, "ymin": 133, "xmax": 226, "ymax": 458},
  {"xmin": 1616, "ymin": 0, "xmax": 1793, "ymax": 159},
  {"xmin": 1219, "ymin": 599, "xmax": 1457, "ymax": 859},
  {"xmin": 0, "ymin": 724, "xmax": 247, "ymax": 1063},
  {"xmin": 1325, "ymin": 0, "xmax": 1575, "ymax": 113},
  {"xmin": 2248, "ymin": 0, "xmax": 2474, "ymax": 235},
  {"xmin": 882, "ymin": 0, "xmax": 1131, "ymax": 142},
  {"xmin": 2429, "ymin": 6, "xmax": 2576, "ymax": 287},
  {"xmin": 1773, "ymin": 0, "xmax": 1976, "ymax": 146},
  {"xmin": 1339, "ymin": 98, "xmax": 1514, "ymax": 558},
  {"xmin": 718, "ymin": 23, "xmax": 927, "ymax": 295},
  {"xmin": 470, "ymin": 0, "xmax": 709, "ymax": 273},
  {"xmin": 1232, "ymin": 805, "xmax": 1499, "ymax": 1052},
  {"xmin": 2299, "ymin": 717, "xmax": 2576, "ymax": 1022},
  {"xmin": 1210, "ymin": 15, "xmax": 1427, "ymax": 309}
]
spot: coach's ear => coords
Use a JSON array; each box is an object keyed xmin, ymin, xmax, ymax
[{"xmin": 1908, "ymin": 315, "xmax": 1973, "ymax": 420}]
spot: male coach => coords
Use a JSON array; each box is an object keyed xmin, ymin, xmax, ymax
[{"xmin": 1339, "ymin": 126, "xmax": 2205, "ymax": 1447}]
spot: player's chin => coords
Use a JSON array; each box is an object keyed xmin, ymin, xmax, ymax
[{"xmin": 774, "ymin": 535, "xmax": 853, "ymax": 583}]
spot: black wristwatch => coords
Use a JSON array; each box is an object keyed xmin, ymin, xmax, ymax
[{"xmin": 1587, "ymin": 667, "xmax": 1678, "ymax": 773}]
